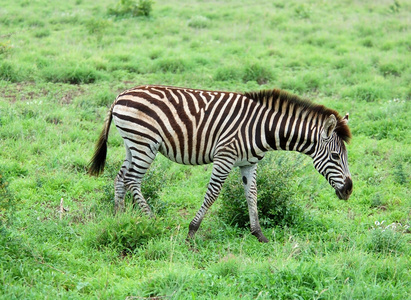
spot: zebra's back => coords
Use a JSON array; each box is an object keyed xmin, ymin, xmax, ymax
[{"xmin": 112, "ymin": 85, "xmax": 267, "ymax": 166}]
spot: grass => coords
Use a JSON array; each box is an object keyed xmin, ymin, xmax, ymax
[{"xmin": 1, "ymin": 0, "xmax": 410, "ymax": 298}]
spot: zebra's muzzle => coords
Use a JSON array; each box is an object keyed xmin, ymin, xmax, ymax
[{"xmin": 335, "ymin": 177, "xmax": 353, "ymax": 200}]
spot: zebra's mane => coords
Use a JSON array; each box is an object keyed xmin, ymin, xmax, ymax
[{"xmin": 244, "ymin": 89, "xmax": 351, "ymax": 143}]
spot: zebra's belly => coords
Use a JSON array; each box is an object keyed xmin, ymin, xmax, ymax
[
  {"xmin": 233, "ymin": 156, "xmax": 263, "ymax": 167},
  {"xmin": 158, "ymin": 141, "xmax": 265, "ymax": 167},
  {"xmin": 158, "ymin": 141, "xmax": 214, "ymax": 166}
]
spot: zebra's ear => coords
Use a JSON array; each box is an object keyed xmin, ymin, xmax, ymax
[
  {"xmin": 342, "ymin": 113, "xmax": 349, "ymax": 125},
  {"xmin": 322, "ymin": 114, "xmax": 337, "ymax": 139}
]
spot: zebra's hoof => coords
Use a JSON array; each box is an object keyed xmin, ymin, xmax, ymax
[
  {"xmin": 252, "ymin": 230, "xmax": 269, "ymax": 243},
  {"xmin": 187, "ymin": 230, "xmax": 196, "ymax": 240}
]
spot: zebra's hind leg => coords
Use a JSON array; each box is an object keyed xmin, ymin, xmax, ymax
[
  {"xmin": 240, "ymin": 164, "xmax": 268, "ymax": 243},
  {"xmin": 123, "ymin": 141, "xmax": 158, "ymax": 217},
  {"xmin": 187, "ymin": 157, "xmax": 235, "ymax": 241},
  {"xmin": 124, "ymin": 175, "xmax": 154, "ymax": 217},
  {"xmin": 114, "ymin": 144, "xmax": 133, "ymax": 213},
  {"xmin": 114, "ymin": 165, "xmax": 127, "ymax": 213}
]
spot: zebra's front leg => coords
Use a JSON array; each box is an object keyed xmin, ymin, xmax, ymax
[
  {"xmin": 240, "ymin": 164, "xmax": 268, "ymax": 243},
  {"xmin": 187, "ymin": 158, "xmax": 234, "ymax": 240}
]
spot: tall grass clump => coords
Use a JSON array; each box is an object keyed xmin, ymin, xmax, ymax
[
  {"xmin": 219, "ymin": 153, "xmax": 306, "ymax": 229},
  {"xmin": 108, "ymin": 0, "xmax": 154, "ymax": 18},
  {"xmin": 152, "ymin": 57, "xmax": 192, "ymax": 74},
  {"xmin": 213, "ymin": 66, "xmax": 242, "ymax": 82},
  {"xmin": 95, "ymin": 87, "xmax": 116, "ymax": 107},
  {"xmin": 343, "ymin": 83, "xmax": 389, "ymax": 102},
  {"xmin": 187, "ymin": 15, "xmax": 210, "ymax": 29},
  {"xmin": 0, "ymin": 40, "xmax": 12, "ymax": 55},
  {"xmin": 389, "ymin": 0, "xmax": 401, "ymax": 13},
  {"xmin": 86, "ymin": 212, "xmax": 168, "ymax": 255},
  {"xmin": 141, "ymin": 164, "xmax": 170, "ymax": 215},
  {"xmin": 379, "ymin": 61, "xmax": 403, "ymax": 77},
  {"xmin": 42, "ymin": 63, "xmax": 103, "ymax": 84},
  {"xmin": 141, "ymin": 270, "xmax": 192, "ymax": 298},
  {"xmin": 368, "ymin": 221, "xmax": 409, "ymax": 255},
  {"xmin": 242, "ymin": 62, "xmax": 274, "ymax": 85},
  {"xmin": 85, "ymin": 18, "xmax": 112, "ymax": 42},
  {"xmin": 0, "ymin": 171, "xmax": 14, "ymax": 226},
  {"xmin": 0, "ymin": 227, "xmax": 33, "ymax": 274},
  {"xmin": 0, "ymin": 61, "xmax": 24, "ymax": 82}
]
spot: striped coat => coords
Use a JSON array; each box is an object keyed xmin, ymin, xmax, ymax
[{"xmin": 89, "ymin": 85, "xmax": 352, "ymax": 242}]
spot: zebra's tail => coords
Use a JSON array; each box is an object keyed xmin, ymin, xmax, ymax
[{"xmin": 88, "ymin": 103, "xmax": 114, "ymax": 176}]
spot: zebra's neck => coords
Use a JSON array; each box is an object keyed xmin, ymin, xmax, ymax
[
  {"xmin": 263, "ymin": 99, "xmax": 322, "ymax": 157},
  {"xmin": 244, "ymin": 89, "xmax": 350, "ymax": 158}
]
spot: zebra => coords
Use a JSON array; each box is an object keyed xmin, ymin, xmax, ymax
[{"xmin": 88, "ymin": 85, "xmax": 352, "ymax": 243}]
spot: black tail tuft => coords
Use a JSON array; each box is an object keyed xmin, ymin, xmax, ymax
[
  {"xmin": 88, "ymin": 105, "xmax": 114, "ymax": 176},
  {"xmin": 88, "ymin": 130, "xmax": 108, "ymax": 176}
]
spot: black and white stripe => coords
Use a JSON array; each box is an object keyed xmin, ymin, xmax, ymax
[{"xmin": 89, "ymin": 85, "xmax": 352, "ymax": 242}]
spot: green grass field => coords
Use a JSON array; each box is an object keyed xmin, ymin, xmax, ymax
[{"xmin": 1, "ymin": 0, "xmax": 410, "ymax": 298}]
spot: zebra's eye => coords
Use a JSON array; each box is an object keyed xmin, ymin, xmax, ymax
[{"xmin": 331, "ymin": 152, "xmax": 340, "ymax": 160}]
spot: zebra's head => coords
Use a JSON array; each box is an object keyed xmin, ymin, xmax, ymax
[{"xmin": 313, "ymin": 113, "xmax": 352, "ymax": 200}]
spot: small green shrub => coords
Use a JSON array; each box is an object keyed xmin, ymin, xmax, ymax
[
  {"xmin": 152, "ymin": 57, "xmax": 190, "ymax": 73},
  {"xmin": 85, "ymin": 18, "xmax": 111, "ymax": 41},
  {"xmin": 219, "ymin": 153, "xmax": 305, "ymax": 229},
  {"xmin": 242, "ymin": 63, "xmax": 274, "ymax": 85},
  {"xmin": 108, "ymin": 0, "xmax": 153, "ymax": 18},
  {"xmin": 392, "ymin": 163, "xmax": 408, "ymax": 185},
  {"xmin": 294, "ymin": 4, "xmax": 311, "ymax": 19},
  {"xmin": 0, "ymin": 40, "xmax": 12, "ymax": 55},
  {"xmin": 33, "ymin": 28, "xmax": 51, "ymax": 38},
  {"xmin": 0, "ymin": 61, "xmax": 21, "ymax": 82},
  {"xmin": 1, "ymin": 162, "xmax": 28, "ymax": 178},
  {"xmin": 0, "ymin": 172, "xmax": 14, "ymax": 225},
  {"xmin": 368, "ymin": 221, "xmax": 408, "ymax": 254},
  {"xmin": 42, "ymin": 63, "xmax": 103, "ymax": 84},
  {"xmin": 369, "ymin": 193, "xmax": 386, "ymax": 209},
  {"xmin": 141, "ymin": 270, "xmax": 189, "ymax": 298},
  {"xmin": 95, "ymin": 88, "xmax": 116, "ymax": 107},
  {"xmin": 187, "ymin": 15, "xmax": 210, "ymax": 29},
  {"xmin": 389, "ymin": 0, "xmax": 401, "ymax": 13},
  {"xmin": 214, "ymin": 66, "xmax": 242, "ymax": 82},
  {"xmin": 87, "ymin": 213, "xmax": 167, "ymax": 254},
  {"xmin": 141, "ymin": 164, "xmax": 170, "ymax": 215},
  {"xmin": 379, "ymin": 62, "xmax": 402, "ymax": 77},
  {"xmin": 280, "ymin": 76, "xmax": 308, "ymax": 94},
  {"xmin": 303, "ymin": 73, "xmax": 322, "ymax": 91},
  {"xmin": 143, "ymin": 239, "xmax": 170, "ymax": 260},
  {"xmin": 149, "ymin": 48, "xmax": 163, "ymax": 60},
  {"xmin": 210, "ymin": 257, "xmax": 241, "ymax": 277},
  {"xmin": 0, "ymin": 227, "xmax": 33, "ymax": 263},
  {"xmin": 344, "ymin": 84, "xmax": 388, "ymax": 102},
  {"xmin": 362, "ymin": 37, "xmax": 374, "ymax": 48}
]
